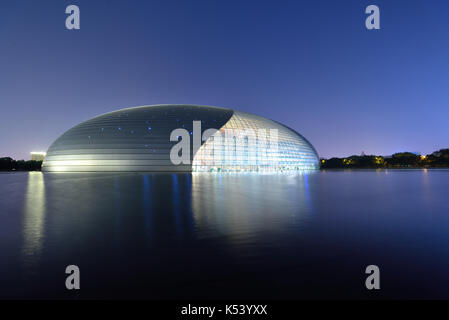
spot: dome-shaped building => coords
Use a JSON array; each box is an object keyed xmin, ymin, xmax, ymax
[{"xmin": 42, "ymin": 105, "xmax": 319, "ymax": 172}]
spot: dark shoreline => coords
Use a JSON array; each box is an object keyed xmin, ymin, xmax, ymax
[
  {"xmin": 321, "ymin": 148, "xmax": 449, "ymax": 169},
  {"xmin": 0, "ymin": 158, "xmax": 42, "ymax": 172},
  {"xmin": 2, "ymin": 148, "xmax": 448, "ymax": 171}
]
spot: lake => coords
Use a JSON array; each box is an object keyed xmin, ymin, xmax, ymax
[{"xmin": 1, "ymin": 170, "xmax": 449, "ymax": 299}]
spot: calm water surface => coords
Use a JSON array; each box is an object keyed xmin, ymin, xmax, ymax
[{"xmin": 1, "ymin": 170, "xmax": 449, "ymax": 299}]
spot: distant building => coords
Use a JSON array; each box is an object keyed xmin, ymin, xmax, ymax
[{"xmin": 30, "ymin": 152, "xmax": 46, "ymax": 161}]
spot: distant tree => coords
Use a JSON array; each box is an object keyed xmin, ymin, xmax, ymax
[
  {"xmin": 320, "ymin": 149, "xmax": 449, "ymax": 169},
  {"xmin": 386, "ymin": 152, "xmax": 420, "ymax": 167},
  {"xmin": 321, "ymin": 157, "xmax": 345, "ymax": 169},
  {"xmin": 426, "ymin": 149, "xmax": 449, "ymax": 167},
  {"xmin": 0, "ymin": 157, "xmax": 14, "ymax": 171},
  {"xmin": 0, "ymin": 157, "xmax": 42, "ymax": 171}
]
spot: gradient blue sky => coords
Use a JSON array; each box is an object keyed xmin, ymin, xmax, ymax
[{"xmin": 1, "ymin": 0, "xmax": 448, "ymax": 160}]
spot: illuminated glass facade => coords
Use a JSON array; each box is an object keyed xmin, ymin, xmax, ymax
[
  {"xmin": 42, "ymin": 105, "xmax": 319, "ymax": 172},
  {"xmin": 192, "ymin": 111, "xmax": 319, "ymax": 172}
]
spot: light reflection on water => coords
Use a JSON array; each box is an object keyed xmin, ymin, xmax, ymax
[
  {"xmin": 1, "ymin": 170, "xmax": 449, "ymax": 299},
  {"xmin": 191, "ymin": 173, "xmax": 312, "ymax": 244},
  {"xmin": 22, "ymin": 172, "xmax": 46, "ymax": 276}
]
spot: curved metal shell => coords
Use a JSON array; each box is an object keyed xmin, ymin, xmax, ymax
[{"xmin": 42, "ymin": 105, "xmax": 319, "ymax": 172}]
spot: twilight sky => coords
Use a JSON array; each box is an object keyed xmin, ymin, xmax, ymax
[{"xmin": 1, "ymin": 0, "xmax": 448, "ymax": 160}]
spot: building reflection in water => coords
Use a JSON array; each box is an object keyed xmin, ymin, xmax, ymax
[
  {"xmin": 142, "ymin": 174, "xmax": 153, "ymax": 247},
  {"xmin": 141, "ymin": 173, "xmax": 196, "ymax": 246},
  {"xmin": 172, "ymin": 174, "xmax": 182, "ymax": 237},
  {"xmin": 22, "ymin": 172, "xmax": 46, "ymax": 275},
  {"xmin": 191, "ymin": 173, "xmax": 313, "ymax": 246}
]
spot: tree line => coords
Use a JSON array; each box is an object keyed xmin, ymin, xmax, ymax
[
  {"xmin": 2, "ymin": 148, "xmax": 449, "ymax": 171},
  {"xmin": 0, "ymin": 157, "xmax": 43, "ymax": 171},
  {"xmin": 321, "ymin": 149, "xmax": 449, "ymax": 169}
]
